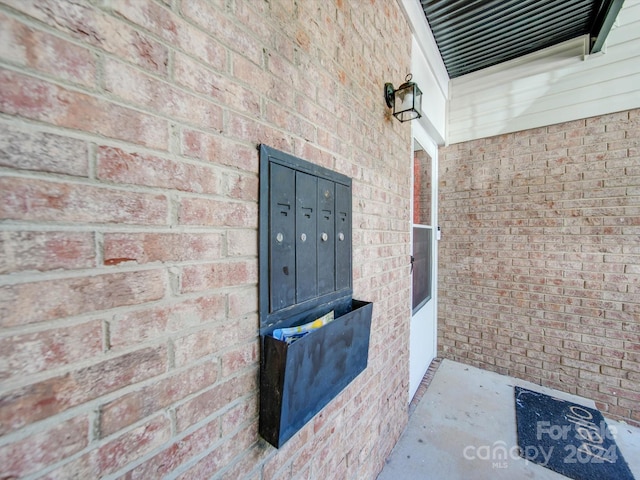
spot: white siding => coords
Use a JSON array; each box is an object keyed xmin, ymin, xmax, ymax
[{"xmin": 448, "ymin": 0, "xmax": 640, "ymax": 144}]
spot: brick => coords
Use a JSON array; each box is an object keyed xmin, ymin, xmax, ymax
[
  {"xmin": 174, "ymin": 52, "xmax": 261, "ymax": 116},
  {"xmin": 0, "ymin": 414, "xmax": 88, "ymax": 478},
  {"xmin": 265, "ymin": 101, "xmax": 316, "ymax": 142},
  {"xmin": 581, "ymin": 334, "xmax": 624, "ymax": 349},
  {"xmin": 0, "ymin": 320, "xmax": 102, "ymax": 380},
  {"xmin": 0, "ymin": 123, "xmax": 88, "ymax": 175},
  {"xmin": 230, "ymin": 0, "xmax": 271, "ymax": 44},
  {"xmin": 181, "ymin": 0, "xmax": 263, "ymax": 66},
  {"xmin": 178, "ymin": 198, "xmax": 258, "ymax": 228},
  {"xmin": 103, "ymin": 58, "xmax": 223, "ymax": 130},
  {"xmin": 38, "ymin": 450, "xmax": 94, "ymax": 479},
  {"xmin": 0, "ymin": 346, "xmax": 167, "ymax": 435},
  {"xmin": 225, "ymin": 111, "xmax": 295, "ymax": 153},
  {"xmin": 123, "ymin": 419, "xmax": 220, "ymax": 479},
  {"xmin": 2, "ymin": 0, "xmax": 168, "ymax": 75},
  {"xmin": 223, "ymin": 170, "xmax": 259, "ymax": 202},
  {"xmin": 580, "ymin": 352, "xmax": 620, "ymax": 368},
  {"xmin": 0, "ymin": 11, "xmax": 96, "ymax": 87},
  {"xmin": 95, "ymin": 415, "xmax": 171, "ymax": 476},
  {"xmin": 601, "ymin": 366, "xmax": 629, "ymax": 380},
  {"xmin": 218, "ymin": 443, "xmax": 269, "ymax": 480},
  {"xmin": 221, "ymin": 340, "xmax": 259, "ymax": 377},
  {"xmin": 104, "ymin": 232, "xmax": 223, "ymax": 266},
  {"xmin": 175, "ymin": 421, "xmax": 257, "ymax": 480},
  {"xmin": 99, "ymin": 359, "xmax": 218, "ymax": 436},
  {"xmin": 109, "ymin": 295, "xmax": 226, "ymax": 349},
  {"xmin": 227, "ymin": 229, "xmax": 258, "ymax": 257},
  {"xmin": 220, "ymin": 398, "xmax": 255, "ymax": 436},
  {"xmin": 586, "ymin": 111, "xmax": 630, "ymax": 125},
  {"xmin": 601, "ymin": 385, "xmax": 640, "ymax": 403},
  {"xmin": 228, "ymin": 288, "xmax": 258, "ymax": 318},
  {"xmin": 618, "ymin": 397, "xmax": 640, "ymax": 410},
  {"xmin": 180, "ymin": 128, "xmax": 259, "ymax": 172},
  {"xmin": 296, "ymin": 97, "xmax": 336, "ymax": 131},
  {"xmin": 439, "ymin": 107, "xmax": 640, "ymax": 426},
  {"xmin": 110, "ymin": 0, "xmax": 225, "ymax": 70},
  {"xmin": 578, "ymin": 370, "xmax": 620, "ymax": 388},
  {"xmin": 0, "ymin": 177, "xmax": 169, "ymax": 225},
  {"xmin": 97, "ymin": 146, "xmax": 221, "ymax": 194},
  {"xmin": 0, "ymin": 269, "xmax": 166, "ymax": 327},
  {"xmin": 180, "ymin": 260, "xmax": 257, "ymax": 293},
  {"xmin": 173, "ymin": 316, "xmax": 255, "ymax": 368},
  {"xmin": 0, "ymin": 231, "xmax": 95, "ymax": 274},
  {"xmin": 0, "ymin": 69, "xmax": 169, "ymax": 149},
  {"xmin": 233, "ymin": 52, "xmax": 295, "ymax": 110},
  {"xmin": 175, "ymin": 370, "xmax": 257, "ymax": 432}
]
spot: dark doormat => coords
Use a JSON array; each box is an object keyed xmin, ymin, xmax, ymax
[{"xmin": 514, "ymin": 386, "xmax": 635, "ymax": 480}]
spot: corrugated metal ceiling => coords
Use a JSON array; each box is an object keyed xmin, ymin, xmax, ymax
[{"xmin": 420, "ymin": 0, "xmax": 624, "ymax": 78}]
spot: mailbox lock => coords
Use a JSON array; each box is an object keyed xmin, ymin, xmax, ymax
[
  {"xmin": 276, "ymin": 232, "xmax": 284, "ymax": 243},
  {"xmin": 338, "ymin": 232, "xmax": 344, "ymax": 241},
  {"xmin": 321, "ymin": 232, "xmax": 329, "ymax": 242},
  {"xmin": 300, "ymin": 233, "xmax": 307, "ymax": 242}
]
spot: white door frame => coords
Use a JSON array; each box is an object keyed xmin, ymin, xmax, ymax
[{"xmin": 408, "ymin": 122, "xmax": 438, "ymax": 402}]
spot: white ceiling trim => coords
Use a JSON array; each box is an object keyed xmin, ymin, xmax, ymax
[{"xmin": 397, "ymin": 0, "xmax": 450, "ymax": 99}]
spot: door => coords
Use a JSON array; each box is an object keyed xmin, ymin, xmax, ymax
[{"xmin": 409, "ymin": 126, "xmax": 438, "ymax": 401}]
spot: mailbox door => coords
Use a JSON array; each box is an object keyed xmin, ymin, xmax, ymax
[
  {"xmin": 295, "ymin": 172, "xmax": 318, "ymax": 303},
  {"xmin": 335, "ymin": 182, "xmax": 351, "ymax": 291},
  {"xmin": 317, "ymin": 178, "xmax": 335, "ymax": 296},
  {"xmin": 269, "ymin": 163, "xmax": 296, "ymax": 312}
]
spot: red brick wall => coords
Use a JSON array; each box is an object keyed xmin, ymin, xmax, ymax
[
  {"xmin": 438, "ymin": 109, "xmax": 640, "ymax": 425},
  {"xmin": 413, "ymin": 148, "xmax": 431, "ymax": 225},
  {"xmin": 0, "ymin": 1, "xmax": 412, "ymax": 478}
]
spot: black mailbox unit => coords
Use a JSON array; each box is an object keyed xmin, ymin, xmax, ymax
[{"xmin": 258, "ymin": 144, "xmax": 373, "ymax": 448}]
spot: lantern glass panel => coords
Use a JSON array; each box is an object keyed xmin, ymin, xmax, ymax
[
  {"xmin": 414, "ymin": 86, "xmax": 423, "ymax": 118},
  {"xmin": 393, "ymin": 83, "xmax": 422, "ymax": 122},
  {"xmin": 394, "ymin": 84, "xmax": 415, "ymax": 115}
]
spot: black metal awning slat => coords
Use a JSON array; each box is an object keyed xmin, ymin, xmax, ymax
[{"xmin": 419, "ymin": 0, "xmax": 622, "ymax": 78}]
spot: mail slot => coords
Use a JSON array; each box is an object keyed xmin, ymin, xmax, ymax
[{"xmin": 258, "ymin": 144, "xmax": 372, "ymax": 448}]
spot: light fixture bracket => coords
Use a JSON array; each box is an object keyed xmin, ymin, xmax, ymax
[{"xmin": 384, "ymin": 83, "xmax": 395, "ymax": 108}]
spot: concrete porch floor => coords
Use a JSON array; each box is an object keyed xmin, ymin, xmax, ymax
[{"xmin": 377, "ymin": 359, "xmax": 640, "ymax": 480}]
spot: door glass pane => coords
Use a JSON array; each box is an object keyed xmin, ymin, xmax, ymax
[
  {"xmin": 413, "ymin": 144, "xmax": 431, "ymax": 226},
  {"xmin": 412, "ymin": 141, "xmax": 432, "ymax": 313},
  {"xmin": 412, "ymin": 226, "xmax": 432, "ymax": 312}
]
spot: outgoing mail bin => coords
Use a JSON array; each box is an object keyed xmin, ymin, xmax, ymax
[{"xmin": 260, "ymin": 299, "xmax": 372, "ymax": 448}]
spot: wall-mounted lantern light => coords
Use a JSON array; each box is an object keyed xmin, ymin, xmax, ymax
[{"xmin": 384, "ymin": 73, "xmax": 422, "ymax": 122}]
